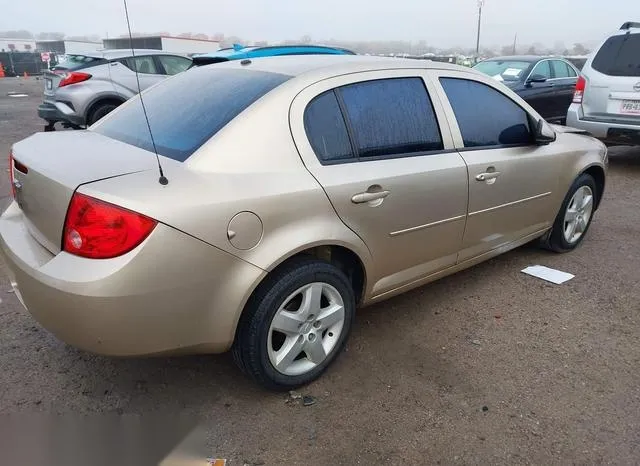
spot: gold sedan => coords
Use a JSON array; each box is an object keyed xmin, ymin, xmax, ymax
[{"xmin": 0, "ymin": 56, "xmax": 607, "ymax": 390}]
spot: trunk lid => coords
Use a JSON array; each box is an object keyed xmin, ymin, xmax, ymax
[
  {"xmin": 583, "ymin": 32, "xmax": 640, "ymax": 123},
  {"xmin": 10, "ymin": 131, "xmax": 155, "ymax": 254}
]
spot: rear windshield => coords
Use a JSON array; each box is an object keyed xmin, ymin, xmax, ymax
[
  {"xmin": 591, "ymin": 33, "xmax": 640, "ymax": 77},
  {"xmin": 92, "ymin": 67, "xmax": 291, "ymax": 161},
  {"xmin": 52, "ymin": 54, "xmax": 106, "ymax": 71}
]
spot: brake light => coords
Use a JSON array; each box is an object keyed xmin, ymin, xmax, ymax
[
  {"xmin": 573, "ymin": 76, "xmax": 586, "ymax": 104},
  {"xmin": 58, "ymin": 71, "xmax": 91, "ymax": 87},
  {"xmin": 8, "ymin": 149, "xmax": 15, "ymax": 198},
  {"xmin": 62, "ymin": 193, "xmax": 157, "ymax": 259}
]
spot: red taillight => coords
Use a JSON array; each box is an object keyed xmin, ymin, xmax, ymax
[
  {"xmin": 62, "ymin": 193, "xmax": 157, "ymax": 259},
  {"xmin": 573, "ymin": 76, "xmax": 586, "ymax": 104},
  {"xmin": 57, "ymin": 71, "xmax": 91, "ymax": 88},
  {"xmin": 8, "ymin": 149, "xmax": 15, "ymax": 198}
]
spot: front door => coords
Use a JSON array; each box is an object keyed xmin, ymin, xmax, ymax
[
  {"xmin": 290, "ymin": 70, "xmax": 469, "ymax": 297},
  {"xmin": 433, "ymin": 71, "xmax": 558, "ymax": 262}
]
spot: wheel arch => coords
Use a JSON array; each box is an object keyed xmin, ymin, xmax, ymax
[
  {"xmin": 581, "ymin": 164, "xmax": 605, "ymax": 210},
  {"xmin": 85, "ymin": 95, "xmax": 126, "ymax": 124}
]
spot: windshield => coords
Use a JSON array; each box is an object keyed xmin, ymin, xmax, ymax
[
  {"xmin": 92, "ymin": 67, "xmax": 291, "ymax": 162},
  {"xmin": 473, "ymin": 60, "xmax": 531, "ymax": 82},
  {"xmin": 52, "ymin": 54, "xmax": 106, "ymax": 71}
]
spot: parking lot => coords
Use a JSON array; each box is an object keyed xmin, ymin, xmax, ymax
[{"xmin": 0, "ymin": 76, "xmax": 639, "ymax": 465}]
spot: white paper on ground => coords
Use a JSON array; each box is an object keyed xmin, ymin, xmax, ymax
[{"xmin": 521, "ymin": 265, "xmax": 575, "ymax": 284}]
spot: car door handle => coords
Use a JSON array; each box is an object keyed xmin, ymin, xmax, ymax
[
  {"xmin": 475, "ymin": 172, "xmax": 501, "ymax": 181},
  {"xmin": 351, "ymin": 190, "xmax": 390, "ymax": 204}
]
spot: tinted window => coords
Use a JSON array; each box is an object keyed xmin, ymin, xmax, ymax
[
  {"xmin": 440, "ymin": 78, "xmax": 532, "ymax": 147},
  {"xmin": 530, "ymin": 60, "xmax": 552, "ymax": 79},
  {"xmin": 52, "ymin": 54, "xmax": 107, "ymax": 71},
  {"xmin": 93, "ymin": 68, "xmax": 290, "ymax": 161},
  {"xmin": 339, "ymin": 78, "xmax": 443, "ymax": 158},
  {"xmin": 592, "ymin": 33, "xmax": 640, "ymax": 77},
  {"xmin": 122, "ymin": 56, "xmax": 158, "ymax": 74},
  {"xmin": 304, "ymin": 91, "xmax": 354, "ymax": 162},
  {"xmin": 158, "ymin": 55, "xmax": 192, "ymax": 75},
  {"xmin": 552, "ymin": 60, "xmax": 575, "ymax": 78}
]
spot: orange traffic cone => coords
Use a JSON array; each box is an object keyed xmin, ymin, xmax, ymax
[
  {"xmin": 23, "ymin": 71, "xmax": 28, "ymax": 78},
  {"xmin": 0, "ymin": 63, "xmax": 5, "ymax": 78}
]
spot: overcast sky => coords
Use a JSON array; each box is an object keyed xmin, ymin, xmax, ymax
[{"xmin": 2, "ymin": 0, "xmax": 636, "ymax": 47}]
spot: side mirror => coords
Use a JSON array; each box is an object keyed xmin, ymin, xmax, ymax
[
  {"xmin": 534, "ymin": 119, "xmax": 556, "ymax": 145},
  {"xmin": 526, "ymin": 74, "xmax": 548, "ymax": 86}
]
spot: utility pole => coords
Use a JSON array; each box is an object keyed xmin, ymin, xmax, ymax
[
  {"xmin": 475, "ymin": 0, "xmax": 484, "ymax": 60},
  {"xmin": 512, "ymin": 32, "xmax": 517, "ymax": 54}
]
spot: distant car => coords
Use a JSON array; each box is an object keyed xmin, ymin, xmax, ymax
[
  {"xmin": 190, "ymin": 44, "xmax": 355, "ymax": 67},
  {"xmin": 474, "ymin": 56, "xmax": 580, "ymax": 124},
  {"xmin": 567, "ymin": 22, "xmax": 640, "ymax": 145},
  {"xmin": 4, "ymin": 56, "xmax": 606, "ymax": 390},
  {"xmin": 38, "ymin": 49, "xmax": 192, "ymax": 131}
]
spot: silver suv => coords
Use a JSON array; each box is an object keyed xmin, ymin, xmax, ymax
[
  {"xmin": 38, "ymin": 49, "xmax": 192, "ymax": 131},
  {"xmin": 566, "ymin": 22, "xmax": 640, "ymax": 145}
]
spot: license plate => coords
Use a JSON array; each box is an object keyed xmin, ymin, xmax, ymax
[
  {"xmin": 45, "ymin": 79, "xmax": 52, "ymax": 90},
  {"xmin": 620, "ymin": 100, "xmax": 640, "ymax": 114}
]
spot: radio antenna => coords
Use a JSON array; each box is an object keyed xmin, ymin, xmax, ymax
[{"xmin": 122, "ymin": 0, "xmax": 168, "ymax": 185}]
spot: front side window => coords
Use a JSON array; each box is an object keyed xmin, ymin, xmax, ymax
[
  {"xmin": 339, "ymin": 78, "xmax": 443, "ymax": 158},
  {"xmin": 440, "ymin": 78, "xmax": 532, "ymax": 148},
  {"xmin": 529, "ymin": 60, "xmax": 552, "ymax": 80}
]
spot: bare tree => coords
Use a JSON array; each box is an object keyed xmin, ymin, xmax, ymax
[{"xmin": 572, "ymin": 43, "xmax": 588, "ymax": 55}]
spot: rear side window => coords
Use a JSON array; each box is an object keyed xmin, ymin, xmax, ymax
[
  {"xmin": 93, "ymin": 68, "xmax": 290, "ymax": 161},
  {"xmin": 552, "ymin": 60, "xmax": 576, "ymax": 78},
  {"xmin": 52, "ymin": 54, "xmax": 106, "ymax": 71},
  {"xmin": 440, "ymin": 78, "xmax": 532, "ymax": 148},
  {"xmin": 339, "ymin": 78, "xmax": 443, "ymax": 158},
  {"xmin": 304, "ymin": 91, "xmax": 354, "ymax": 162},
  {"xmin": 592, "ymin": 33, "xmax": 640, "ymax": 77},
  {"xmin": 121, "ymin": 56, "xmax": 158, "ymax": 75}
]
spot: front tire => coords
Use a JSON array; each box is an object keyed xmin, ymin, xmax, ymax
[
  {"xmin": 233, "ymin": 257, "xmax": 355, "ymax": 391},
  {"xmin": 545, "ymin": 173, "xmax": 597, "ymax": 252}
]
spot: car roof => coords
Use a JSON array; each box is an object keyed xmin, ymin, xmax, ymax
[
  {"xmin": 193, "ymin": 44, "xmax": 355, "ymax": 60},
  {"xmin": 204, "ymin": 54, "xmax": 477, "ymax": 80},
  {"xmin": 479, "ymin": 55, "xmax": 553, "ymax": 63}
]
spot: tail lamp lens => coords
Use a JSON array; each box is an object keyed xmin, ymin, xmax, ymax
[
  {"xmin": 58, "ymin": 71, "xmax": 92, "ymax": 87},
  {"xmin": 63, "ymin": 192, "xmax": 157, "ymax": 259},
  {"xmin": 573, "ymin": 76, "xmax": 586, "ymax": 104}
]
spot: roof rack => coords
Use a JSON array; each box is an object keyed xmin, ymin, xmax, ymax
[{"xmin": 620, "ymin": 22, "xmax": 640, "ymax": 30}]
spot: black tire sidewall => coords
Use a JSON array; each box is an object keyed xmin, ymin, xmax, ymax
[
  {"xmin": 549, "ymin": 173, "xmax": 597, "ymax": 252},
  {"xmin": 88, "ymin": 104, "xmax": 118, "ymax": 125},
  {"xmin": 236, "ymin": 259, "xmax": 355, "ymax": 390}
]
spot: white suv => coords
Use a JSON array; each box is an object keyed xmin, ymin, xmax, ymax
[{"xmin": 566, "ymin": 22, "xmax": 640, "ymax": 145}]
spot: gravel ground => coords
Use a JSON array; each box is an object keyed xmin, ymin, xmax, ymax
[{"xmin": 0, "ymin": 77, "xmax": 639, "ymax": 465}]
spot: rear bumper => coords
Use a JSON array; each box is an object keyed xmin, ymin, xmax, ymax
[
  {"xmin": 567, "ymin": 103, "xmax": 640, "ymax": 144},
  {"xmin": 37, "ymin": 101, "xmax": 85, "ymax": 127},
  {"xmin": 0, "ymin": 201, "xmax": 265, "ymax": 356}
]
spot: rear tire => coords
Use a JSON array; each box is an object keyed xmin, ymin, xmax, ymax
[
  {"xmin": 544, "ymin": 173, "xmax": 597, "ymax": 253},
  {"xmin": 232, "ymin": 257, "xmax": 355, "ymax": 391},
  {"xmin": 87, "ymin": 102, "xmax": 119, "ymax": 126}
]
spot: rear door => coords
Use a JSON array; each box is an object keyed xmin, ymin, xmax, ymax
[
  {"xmin": 550, "ymin": 59, "xmax": 579, "ymax": 122},
  {"xmin": 108, "ymin": 55, "xmax": 166, "ymax": 96},
  {"xmin": 290, "ymin": 70, "xmax": 469, "ymax": 297},
  {"xmin": 583, "ymin": 32, "xmax": 640, "ymax": 122},
  {"xmin": 433, "ymin": 71, "xmax": 559, "ymax": 262}
]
